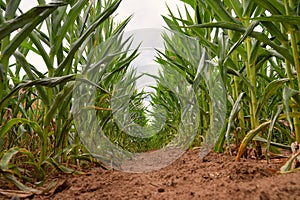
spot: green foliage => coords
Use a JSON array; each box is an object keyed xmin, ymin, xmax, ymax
[
  {"xmin": 2, "ymin": 0, "xmax": 300, "ymax": 191},
  {"xmin": 0, "ymin": 0, "xmax": 135, "ymax": 189},
  {"xmin": 163, "ymin": 0, "xmax": 300, "ymax": 161}
]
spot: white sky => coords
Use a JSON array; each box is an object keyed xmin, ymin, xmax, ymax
[{"xmin": 115, "ymin": 0, "xmax": 188, "ymax": 30}]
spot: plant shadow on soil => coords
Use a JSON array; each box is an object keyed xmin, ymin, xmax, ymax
[{"xmin": 1, "ymin": 149, "xmax": 300, "ymax": 200}]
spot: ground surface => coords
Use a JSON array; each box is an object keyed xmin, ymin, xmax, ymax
[{"xmin": 1, "ymin": 149, "xmax": 300, "ymax": 200}]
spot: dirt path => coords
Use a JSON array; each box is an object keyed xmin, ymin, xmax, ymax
[{"xmin": 1, "ymin": 149, "xmax": 300, "ymax": 199}]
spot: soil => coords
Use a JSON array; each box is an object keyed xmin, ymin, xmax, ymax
[{"xmin": 1, "ymin": 149, "xmax": 300, "ymax": 200}]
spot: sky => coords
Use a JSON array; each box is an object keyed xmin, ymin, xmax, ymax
[{"xmin": 115, "ymin": 0, "xmax": 187, "ymax": 30}]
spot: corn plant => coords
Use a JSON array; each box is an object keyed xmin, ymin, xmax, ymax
[
  {"xmin": 163, "ymin": 0, "xmax": 299, "ymax": 164},
  {"xmin": 0, "ymin": 0, "xmax": 140, "ymax": 191}
]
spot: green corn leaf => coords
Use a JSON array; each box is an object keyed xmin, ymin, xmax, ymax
[
  {"xmin": 4, "ymin": 0, "xmax": 21, "ymax": 20},
  {"xmin": 256, "ymin": 78, "xmax": 290, "ymax": 117},
  {"xmin": 0, "ymin": 118, "xmax": 43, "ymax": 140},
  {"xmin": 0, "ymin": 74, "xmax": 76, "ymax": 110},
  {"xmin": 259, "ymin": 21, "xmax": 288, "ymax": 43},
  {"xmin": 45, "ymin": 158, "xmax": 85, "ymax": 175},
  {"xmin": 179, "ymin": 0, "xmax": 195, "ymax": 7},
  {"xmin": 29, "ymin": 31, "xmax": 52, "ymax": 72},
  {"xmin": 44, "ymin": 83, "xmax": 74, "ymax": 126},
  {"xmin": 252, "ymin": 0, "xmax": 285, "ymax": 15},
  {"xmin": 213, "ymin": 123, "xmax": 227, "ymax": 153},
  {"xmin": 253, "ymin": 135, "xmax": 291, "ymax": 150},
  {"xmin": 224, "ymin": 0, "xmax": 243, "ymax": 19},
  {"xmin": 1, "ymin": 2, "xmax": 66, "ymax": 61},
  {"xmin": 188, "ymin": 22, "xmax": 294, "ymax": 63},
  {"xmin": 225, "ymin": 92, "xmax": 245, "ymax": 153},
  {"xmin": 242, "ymin": 0, "xmax": 257, "ymax": 17},
  {"xmin": 227, "ymin": 67, "xmax": 253, "ymax": 90},
  {"xmin": 184, "ymin": 4, "xmax": 194, "ymax": 23},
  {"xmin": 227, "ymin": 20, "xmax": 259, "ymax": 57},
  {"xmin": 253, "ymin": 15, "xmax": 300, "ymax": 26},
  {"xmin": 50, "ymin": 0, "xmax": 86, "ymax": 58},
  {"xmin": 3, "ymin": 172, "xmax": 41, "ymax": 194},
  {"xmin": 13, "ymin": 51, "xmax": 49, "ymax": 105},
  {"xmin": 0, "ymin": 147, "xmax": 20, "ymax": 171},
  {"xmin": 203, "ymin": 0, "xmax": 238, "ymax": 23},
  {"xmin": 283, "ymin": 86, "xmax": 299, "ymax": 133},
  {"xmin": 54, "ymin": 0, "xmax": 121, "ymax": 76},
  {"xmin": 0, "ymin": 2, "xmax": 66, "ymax": 40},
  {"xmin": 265, "ymin": 105, "xmax": 283, "ymax": 162}
]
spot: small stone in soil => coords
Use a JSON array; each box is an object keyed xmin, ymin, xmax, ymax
[{"xmin": 158, "ymin": 188, "xmax": 165, "ymax": 193}]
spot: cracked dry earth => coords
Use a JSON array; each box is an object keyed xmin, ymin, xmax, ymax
[{"xmin": 1, "ymin": 149, "xmax": 300, "ymax": 200}]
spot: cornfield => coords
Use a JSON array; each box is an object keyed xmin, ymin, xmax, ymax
[{"xmin": 1, "ymin": 0, "xmax": 300, "ymax": 193}]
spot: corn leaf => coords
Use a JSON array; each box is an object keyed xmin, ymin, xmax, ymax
[
  {"xmin": 283, "ymin": 86, "xmax": 299, "ymax": 134},
  {"xmin": 236, "ymin": 120, "xmax": 271, "ymax": 161},
  {"xmin": 189, "ymin": 22, "xmax": 294, "ymax": 63},
  {"xmin": 227, "ymin": 20, "xmax": 259, "ymax": 57},
  {"xmin": 280, "ymin": 151, "xmax": 300, "ymax": 173},
  {"xmin": 252, "ymin": 0, "xmax": 285, "ymax": 15},
  {"xmin": 13, "ymin": 51, "xmax": 49, "ymax": 105},
  {"xmin": 50, "ymin": 0, "xmax": 86, "ymax": 58},
  {"xmin": 4, "ymin": 0, "xmax": 21, "ymax": 20},
  {"xmin": 2, "ymin": 173, "xmax": 41, "ymax": 194},
  {"xmin": 253, "ymin": 15, "xmax": 300, "ymax": 26},
  {"xmin": 1, "ymin": 2, "xmax": 66, "ymax": 61},
  {"xmin": 203, "ymin": 0, "xmax": 238, "ymax": 23},
  {"xmin": 265, "ymin": 105, "xmax": 283, "ymax": 161},
  {"xmin": 225, "ymin": 92, "xmax": 245, "ymax": 153},
  {"xmin": 0, "ymin": 3, "xmax": 65, "ymax": 39},
  {"xmin": 55, "ymin": 0, "xmax": 122, "ymax": 76},
  {"xmin": 0, "ymin": 147, "xmax": 20, "ymax": 171},
  {"xmin": 0, "ymin": 118, "xmax": 43, "ymax": 140},
  {"xmin": 256, "ymin": 78, "xmax": 289, "ymax": 117}
]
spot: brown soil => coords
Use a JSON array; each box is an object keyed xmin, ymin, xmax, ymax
[{"xmin": 1, "ymin": 149, "xmax": 300, "ymax": 200}]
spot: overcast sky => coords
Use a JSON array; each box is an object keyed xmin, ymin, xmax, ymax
[{"xmin": 115, "ymin": 0, "xmax": 188, "ymax": 30}]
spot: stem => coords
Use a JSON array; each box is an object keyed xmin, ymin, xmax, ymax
[
  {"xmin": 245, "ymin": 39, "xmax": 258, "ymax": 129},
  {"xmin": 0, "ymin": 36, "xmax": 10, "ymax": 110},
  {"xmin": 242, "ymin": 0, "xmax": 261, "ymax": 155},
  {"xmin": 290, "ymin": 31, "xmax": 300, "ymax": 143},
  {"xmin": 228, "ymin": 27, "xmax": 246, "ymax": 140},
  {"xmin": 284, "ymin": 0, "xmax": 300, "ymax": 143},
  {"xmin": 232, "ymin": 54, "xmax": 245, "ymax": 140}
]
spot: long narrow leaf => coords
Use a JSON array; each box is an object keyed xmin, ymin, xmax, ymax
[
  {"xmin": 4, "ymin": 0, "xmax": 21, "ymax": 19},
  {"xmin": 188, "ymin": 22, "xmax": 294, "ymax": 63},
  {"xmin": 1, "ymin": 3, "xmax": 65, "ymax": 61},
  {"xmin": 253, "ymin": 16, "xmax": 300, "ymax": 26},
  {"xmin": 0, "ymin": 2, "xmax": 66, "ymax": 40},
  {"xmin": 283, "ymin": 86, "xmax": 299, "ymax": 133},
  {"xmin": 227, "ymin": 20, "xmax": 259, "ymax": 57},
  {"xmin": 265, "ymin": 105, "xmax": 283, "ymax": 162},
  {"xmin": 225, "ymin": 92, "xmax": 245, "ymax": 153},
  {"xmin": 50, "ymin": 0, "xmax": 86, "ymax": 58},
  {"xmin": 0, "ymin": 118, "xmax": 43, "ymax": 140},
  {"xmin": 236, "ymin": 120, "xmax": 271, "ymax": 161},
  {"xmin": 54, "ymin": 0, "xmax": 121, "ymax": 76},
  {"xmin": 0, "ymin": 147, "xmax": 20, "ymax": 171},
  {"xmin": 256, "ymin": 78, "xmax": 289, "ymax": 117}
]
